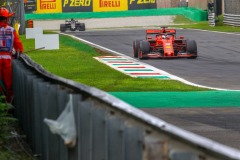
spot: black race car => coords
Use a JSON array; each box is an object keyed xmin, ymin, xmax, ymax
[{"xmin": 60, "ymin": 18, "xmax": 85, "ymax": 32}]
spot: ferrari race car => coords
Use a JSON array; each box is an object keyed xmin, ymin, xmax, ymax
[
  {"xmin": 133, "ymin": 27, "xmax": 197, "ymax": 59},
  {"xmin": 60, "ymin": 18, "xmax": 85, "ymax": 32}
]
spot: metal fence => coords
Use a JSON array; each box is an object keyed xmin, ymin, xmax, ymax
[
  {"xmin": 223, "ymin": 0, "xmax": 240, "ymax": 26},
  {"xmin": 224, "ymin": 14, "xmax": 240, "ymax": 26},
  {"xmin": 224, "ymin": 0, "xmax": 240, "ymax": 14},
  {"xmin": 12, "ymin": 54, "xmax": 240, "ymax": 160}
]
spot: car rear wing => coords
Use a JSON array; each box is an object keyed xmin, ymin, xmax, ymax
[
  {"xmin": 146, "ymin": 29, "xmax": 176, "ymax": 35},
  {"xmin": 146, "ymin": 29, "xmax": 176, "ymax": 40}
]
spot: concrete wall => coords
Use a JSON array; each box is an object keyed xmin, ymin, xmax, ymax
[
  {"xmin": 156, "ymin": 0, "xmax": 208, "ymax": 10},
  {"xmin": 156, "ymin": 0, "xmax": 179, "ymax": 8},
  {"xmin": 188, "ymin": 0, "xmax": 208, "ymax": 10}
]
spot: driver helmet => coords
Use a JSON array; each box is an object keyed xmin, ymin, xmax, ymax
[
  {"xmin": 162, "ymin": 27, "xmax": 166, "ymax": 33},
  {"xmin": 162, "ymin": 35, "xmax": 166, "ymax": 39}
]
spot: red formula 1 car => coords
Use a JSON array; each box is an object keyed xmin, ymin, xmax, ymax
[{"xmin": 133, "ymin": 27, "xmax": 197, "ymax": 59}]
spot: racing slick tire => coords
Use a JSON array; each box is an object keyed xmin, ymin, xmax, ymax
[
  {"xmin": 79, "ymin": 23, "xmax": 86, "ymax": 31},
  {"xmin": 186, "ymin": 40, "xmax": 197, "ymax": 59},
  {"xmin": 138, "ymin": 40, "xmax": 150, "ymax": 60},
  {"xmin": 133, "ymin": 40, "xmax": 142, "ymax": 58},
  {"xmin": 60, "ymin": 24, "xmax": 66, "ymax": 32}
]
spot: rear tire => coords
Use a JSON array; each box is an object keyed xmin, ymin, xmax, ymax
[
  {"xmin": 186, "ymin": 40, "xmax": 197, "ymax": 59},
  {"xmin": 138, "ymin": 40, "xmax": 150, "ymax": 60},
  {"xmin": 60, "ymin": 24, "xmax": 66, "ymax": 32}
]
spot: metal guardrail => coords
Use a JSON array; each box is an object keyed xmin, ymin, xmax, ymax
[
  {"xmin": 224, "ymin": 14, "xmax": 240, "ymax": 26},
  {"xmin": 12, "ymin": 54, "xmax": 240, "ymax": 160}
]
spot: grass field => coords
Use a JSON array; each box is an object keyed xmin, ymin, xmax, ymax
[{"xmin": 21, "ymin": 32, "xmax": 208, "ymax": 92}]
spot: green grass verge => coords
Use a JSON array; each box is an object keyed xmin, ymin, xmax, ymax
[
  {"xmin": 173, "ymin": 15, "xmax": 196, "ymax": 24},
  {"xmin": 21, "ymin": 32, "xmax": 208, "ymax": 92},
  {"xmin": 173, "ymin": 15, "xmax": 240, "ymax": 32}
]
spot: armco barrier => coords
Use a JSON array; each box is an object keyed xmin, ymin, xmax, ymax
[
  {"xmin": 12, "ymin": 54, "xmax": 240, "ymax": 160},
  {"xmin": 224, "ymin": 14, "xmax": 240, "ymax": 27}
]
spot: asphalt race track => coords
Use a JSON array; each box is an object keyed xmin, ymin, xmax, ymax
[
  {"xmin": 65, "ymin": 29, "xmax": 240, "ymax": 150},
  {"xmin": 69, "ymin": 28, "xmax": 240, "ymax": 90}
]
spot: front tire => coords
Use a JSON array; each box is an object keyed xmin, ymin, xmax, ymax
[
  {"xmin": 138, "ymin": 40, "xmax": 150, "ymax": 60},
  {"xmin": 186, "ymin": 40, "xmax": 197, "ymax": 59},
  {"xmin": 79, "ymin": 23, "xmax": 85, "ymax": 31},
  {"xmin": 133, "ymin": 40, "xmax": 142, "ymax": 58},
  {"xmin": 60, "ymin": 24, "xmax": 66, "ymax": 32}
]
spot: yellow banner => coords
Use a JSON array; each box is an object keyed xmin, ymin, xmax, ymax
[
  {"xmin": 93, "ymin": 0, "xmax": 128, "ymax": 12},
  {"xmin": 36, "ymin": 0, "xmax": 62, "ymax": 13}
]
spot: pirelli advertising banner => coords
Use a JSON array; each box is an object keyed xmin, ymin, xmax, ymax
[
  {"xmin": 35, "ymin": 0, "xmax": 156, "ymax": 13},
  {"xmin": 36, "ymin": 0, "xmax": 62, "ymax": 13},
  {"xmin": 92, "ymin": 0, "xmax": 156, "ymax": 12},
  {"xmin": 128, "ymin": 0, "xmax": 156, "ymax": 10},
  {"xmin": 63, "ymin": 0, "xmax": 93, "ymax": 12},
  {"xmin": 93, "ymin": 0, "xmax": 128, "ymax": 12}
]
